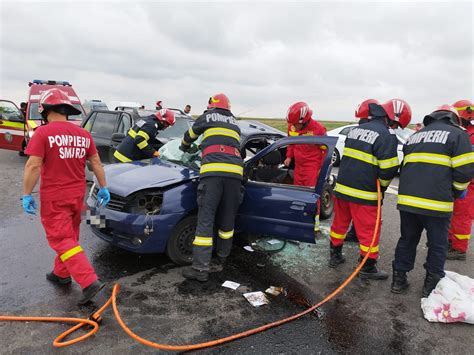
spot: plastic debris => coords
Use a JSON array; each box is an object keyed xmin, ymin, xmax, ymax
[
  {"xmin": 243, "ymin": 245, "xmax": 255, "ymax": 252},
  {"xmin": 222, "ymin": 281, "xmax": 240, "ymax": 290},
  {"xmin": 243, "ymin": 292, "xmax": 269, "ymax": 307},
  {"xmin": 265, "ymin": 286, "xmax": 284, "ymax": 296},
  {"xmin": 421, "ymin": 271, "xmax": 474, "ymax": 324},
  {"xmin": 266, "ymin": 239, "xmax": 281, "ymax": 245}
]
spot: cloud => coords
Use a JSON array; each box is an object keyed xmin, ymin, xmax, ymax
[{"xmin": 0, "ymin": 1, "xmax": 472, "ymax": 122}]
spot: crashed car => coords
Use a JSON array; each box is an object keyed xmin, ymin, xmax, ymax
[{"xmin": 87, "ymin": 120, "xmax": 337, "ymax": 265}]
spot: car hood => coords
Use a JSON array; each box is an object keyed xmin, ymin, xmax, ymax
[{"xmin": 104, "ymin": 159, "xmax": 199, "ymax": 197}]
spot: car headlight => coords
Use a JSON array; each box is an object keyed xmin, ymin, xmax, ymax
[{"xmin": 126, "ymin": 191, "xmax": 163, "ymax": 215}]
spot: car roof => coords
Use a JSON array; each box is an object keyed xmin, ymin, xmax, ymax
[{"xmin": 237, "ymin": 120, "xmax": 285, "ymax": 139}]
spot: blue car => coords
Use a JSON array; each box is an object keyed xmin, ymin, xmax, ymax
[{"xmin": 87, "ymin": 120, "xmax": 337, "ymax": 265}]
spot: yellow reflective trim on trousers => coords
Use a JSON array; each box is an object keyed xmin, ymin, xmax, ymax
[
  {"xmin": 193, "ymin": 236, "xmax": 213, "ymax": 246},
  {"xmin": 60, "ymin": 246, "xmax": 83, "ymax": 262},
  {"xmin": 137, "ymin": 130, "xmax": 150, "ymax": 140},
  {"xmin": 128, "ymin": 129, "xmax": 137, "ymax": 138},
  {"xmin": 1, "ymin": 121, "xmax": 24, "ymax": 129},
  {"xmin": 137, "ymin": 140, "xmax": 148, "ymax": 149},
  {"xmin": 114, "ymin": 150, "xmax": 132, "ymax": 162},
  {"xmin": 454, "ymin": 234, "xmax": 471, "ymax": 240},
  {"xmin": 200, "ymin": 163, "xmax": 243, "ymax": 176},
  {"xmin": 335, "ymin": 183, "xmax": 378, "ymax": 201},
  {"xmin": 218, "ymin": 229, "xmax": 234, "ymax": 239},
  {"xmin": 330, "ymin": 230, "xmax": 346, "ymax": 240},
  {"xmin": 343, "ymin": 147, "xmax": 377, "ymax": 165},
  {"xmin": 378, "ymin": 156, "xmax": 399, "ymax": 169},
  {"xmin": 453, "ymin": 181, "xmax": 470, "ymax": 191},
  {"xmin": 360, "ymin": 244, "xmax": 379, "ymax": 253},
  {"xmin": 181, "ymin": 138, "xmax": 190, "ymax": 146},
  {"xmin": 379, "ymin": 178, "xmax": 391, "ymax": 187},
  {"xmin": 452, "ymin": 152, "xmax": 474, "ymax": 168},
  {"xmin": 403, "ymin": 153, "xmax": 451, "ymax": 167},
  {"xmin": 288, "ymin": 131, "xmax": 299, "ymax": 137},
  {"xmin": 188, "ymin": 127, "xmax": 198, "ymax": 139},
  {"xmin": 397, "ymin": 194, "xmax": 453, "ymax": 212},
  {"xmin": 203, "ymin": 127, "xmax": 240, "ymax": 141}
]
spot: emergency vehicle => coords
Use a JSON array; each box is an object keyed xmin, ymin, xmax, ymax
[{"xmin": 0, "ymin": 80, "xmax": 85, "ymax": 155}]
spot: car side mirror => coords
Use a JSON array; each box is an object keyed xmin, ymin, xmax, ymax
[{"xmin": 111, "ymin": 132, "xmax": 126, "ymax": 142}]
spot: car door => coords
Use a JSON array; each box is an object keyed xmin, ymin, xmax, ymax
[
  {"xmin": 236, "ymin": 135, "xmax": 337, "ymax": 243},
  {"xmin": 0, "ymin": 100, "xmax": 25, "ymax": 151},
  {"xmin": 84, "ymin": 111, "xmax": 120, "ymax": 164}
]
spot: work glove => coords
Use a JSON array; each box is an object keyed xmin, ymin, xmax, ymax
[
  {"xmin": 179, "ymin": 144, "xmax": 190, "ymax": 153},
  {"xmin": 97, "ymin": 187, "xmax": 111, "ymax": 207},
  {"xmin": 22, "ymin": 195, "xmax": 37, "ymax": 215},
  {"xmin": 458, "ymin": 189, "xmax": 468, "ymax": 200}
]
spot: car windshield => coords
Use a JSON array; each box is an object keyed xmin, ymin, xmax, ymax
[
  {"xmin": 29, "ymin": 103, "xmax": 85, "ymax": 121},
  {"xmin": 0, "ymin": 101, "xmax": 23, "ymax": 120},
  {"xmin": 158, "ymin": 138, "xmax": 202, "ymax": 170},
  {"xmin": 157, "ymin": 117, "xmax": 193, "ymax": 139}
]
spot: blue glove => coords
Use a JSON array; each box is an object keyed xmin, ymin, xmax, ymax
[
  {"xmin": 97, "ymin": 187, "xmax": 110, "ymax": 207},
  {"xmin": 458, "ymin": 189, "xmax": 468, "ymax": 200},
  {"xmin": 22, "ymin": 195, "xmax": 37, "ymax": 215}
]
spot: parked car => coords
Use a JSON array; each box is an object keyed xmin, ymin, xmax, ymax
[
  {"xmin": 0, "ymin": 100, "xmax": 26, "ymax": 152},
  {"xmin": 83, "ymin": 99, "xmax": 108, "ymax": 114},
  {"xmin": 86, "ymin": 120, "xmax": 337, "ymax": 265},
  {"xmin": 327, "ymin": 124, "xmax": 414, "ymax": 166}
]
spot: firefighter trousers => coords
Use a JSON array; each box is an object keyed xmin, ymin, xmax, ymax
[
  {"xmin": 40, "ymin": 196, "xmax": 98, "ymax": 289},
  {"xmin": 393, "ymin": 211, "xmax": 450, "ymax": 277},
  {"xmin": 329, "ymin": 197, "xmax": 381, "ymax": 259},
  {"xmin": 448, "ymin": 184, "xmax": 473, "ymax": 252},
  {"xmin": 192, "ymin": 177, "xmax": 244, "ymax": 272}
]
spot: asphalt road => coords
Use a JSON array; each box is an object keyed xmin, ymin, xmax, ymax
[{"xmin": 0, "ymin": 149, "xmax": 472, "ymax": 354}]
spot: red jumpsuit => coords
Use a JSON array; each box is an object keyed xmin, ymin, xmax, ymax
[
  {"xmin": 448, "ymin": 125, "xmax": 474, "ymax": 252},
  {"xmin": 287, "ymin": 120, "xmax": 327, "ymax": 230},
  {"xmin": 25, "ymin": 121, "xmax": 99, "ymax": 289}
]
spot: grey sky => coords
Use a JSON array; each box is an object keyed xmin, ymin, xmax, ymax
[{"xmin": 0, "ymin": 1, "xmax": 472, "ymax": 123}]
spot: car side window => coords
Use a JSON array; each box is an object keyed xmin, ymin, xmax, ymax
[
  {"xmin": 117, "ymin": 113, "xmax": 132, "ymax": 134},
  {"xmin": 0, "ymin": 101, "xmax": 24, "ymax": 122},
  {"xmin": 340, "ymin": 127, "xmax": 354, "ymax": 136},
  {"xmin": 90, "ymin": 112, "xmax": 117, "ymax": 138},
  {"xmin": 83, "ymin": 112, "xmax": 97, "ymax": 132}
]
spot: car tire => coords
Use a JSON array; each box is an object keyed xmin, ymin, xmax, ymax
[
  {"xmin": 319, "ymin": 182, "xmax": 334, "ymax": 220},
  {"xmin": 166, "ymin": 215, "xmax": 197, "ymax": 265},
  {"xmin": 332, "ymin": 149, "xmax": 340, "ymax": 167}
]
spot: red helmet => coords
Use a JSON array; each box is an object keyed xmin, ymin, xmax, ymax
[
  {"xmin": 154, "ymin": 109, "xmax": 175, "ymax": 127},
  {"xmin": 207, "ymin": 93, "xmax": 231, "ymax": 110},
  {"xmin": 286, "ymin": 102, "xmax": 313, "ymax": 125},
  {"xmin": 355, "ymin": 99, "xmax": 379, "ymax": 119},
  {"xmin": 380, "ymin": 99, "xmax": 412, "ymax": 128},
  {"xmin": 452, "ymin": 100, "xmax": 473, "ymax": 122},
  {"xmin": 38, "ymin": 88, "xmax": 81, "ymax": 118},
  {"xmin": 424, "ymin": 104, "xmax": 461, "ymax": 127}
]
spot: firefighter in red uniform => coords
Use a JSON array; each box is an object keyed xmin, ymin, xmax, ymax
[
  {"xmin": 329, "ymin": 99, "xmax": 412, "ymax": 279},
  {"xmin": 345, "ymin": 98, "xmax": 379, "ymax": 243},
  {"xmin": 447, "ymin": 100, "xmax": 474, "ymax": 260},
  {"xmin": 22, "ymin": 88, "xmax": 110, "ymax": 305},
  {"xmin": 392, "ymin": 105, "xmax": 474, "ymax": 296},
  {"xmin": 283, "ymin": 102, "xmax": 327, "ymax": 237}
]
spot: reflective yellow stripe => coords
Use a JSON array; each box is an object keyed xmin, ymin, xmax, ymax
[
  {"xmin": 330, "ymin": 230, "xmax": 346, "ymax": 240},
  {"xmin": 335, "ymin": 183, "xmax": 378, "ymax": 201},
  {"xmin": 203, "ymin": 127, "xmax": 240, "ymax": 141},
  {"xmin": 314, "ymin": 214, "xmax": 320, "ymax": 231},
  {"xmin": 193, "ymin": 236, "xmax": 213, "ymax": 246},
  {"xmin": 188, "ymin": 127, "xmax": 198, "ymax": 139},
  {"xmin": 1, "ymin": 121, "xmax": 24, "ymax": 129},
  {"xmin": 379, "ymin": 178, "xmax": 391, "ymax": 187},
  {"xmin": 454, "ymin": 234, "xmax": 471, "ymax": 240},
  {"xmin": 452, "ymin": 152, "xmax": 474, "ymax": 168},
  {"xmin": 137, "ymin": 131, "xmax": 150, "ymax": 140},
  {"xmin": 343, "ymin": 147, "xmax": 377, "ymax": 165},
  {"xmin": 60, "ymin": 246, "xmax": 83, "ymax": 262},
  {"xmin": 360, "ymin": 244, "xmax": 379, "ymax": 253},
  {"xmin": 28, "ymin": 120, "xmax": 38, "ymax": 129},
  {"xmin": 128, "ymin": 129, "xmax": 137, "ymax": 138},
  {"xmin": 218, "ymin": 230, "xmax": 234, "ymax": 239},
  {"xmin": 288, "ymin": 131, "xmax": 299, "ymax": 137},
  {"xmin": 453, "ymin": 181, "xmax": 470, "ymax": 191},
  {"xmin": 181, "ymin": 138, "xmax": 190, "ymax": 146},
  {"xmin": 114, "ymin": 150, "xmax": 132, "ymax": 162},
  {"xmin": 454, "ymin": 106, "xmax": 474, "ymax": 111},
  {"xmin": 200, "ymin": 163, "xmax": 243, "ymax": 176},
  {"xmin": 378, "ymin": 156, "xmax": 399, "ymax": 169},
  {"xmin": 403, "ymin": 153, "xmax": 451, "ymax": 167},
  {"xmin": 397, "ymin": 194, "xmax": 453, "ymax": 212},
  {"xmin": 137, "ymin": 140, "xmax": 148, "ymax": 149}
]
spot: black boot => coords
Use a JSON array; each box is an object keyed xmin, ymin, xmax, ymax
[
  {"xmin": 78, "ymin": 280, "xmax": 105, "ymax": 305},
  {"xmin": 209, "ymin": 257, "xmax": 226, "ymax": 273},
  {"xmin": 446, "ymin": 247, "xmax": 467, "ymax": 261},
  {"xmin": 328, "ymin": 244, "xmax": 345, "ymax": 268},
  {"xmin": 345, "ymin": 224, "xmax": 359, "ymax": 243},
  {"xmin": 359, "ymin": 258, "xmax": 388, "ymax": 280},
  {"xmin": 182, "ymin": 267, "xmax": 209, "ymax": 282},
  {"xmin": 391, "ymin": 270, "xmax": 409, "ymax": 294},
  {"xmin": 421, "ymin": 272, "xmax": 443, "ymax": 298},
  {"xmin": 46, "ymin": 272, "xmax": 72, "ymax": 285}
]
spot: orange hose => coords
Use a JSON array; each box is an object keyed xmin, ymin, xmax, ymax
[{"xmin": 0, "ymin": 181, "xmax": 382, "ymax": 350}]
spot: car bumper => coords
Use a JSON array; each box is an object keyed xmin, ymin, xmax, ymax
[{"xmin": 86, "ymin": 196, "xmax": 184, "ymax": 254}]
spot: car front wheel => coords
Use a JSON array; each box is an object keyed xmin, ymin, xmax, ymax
[
  {"xmin": 319, "ymin": 182, "xmax": 334, "ymax": 220},
  {"xmin": 166, "ymin": 215, "xmax": 196, "ymax": 265}
]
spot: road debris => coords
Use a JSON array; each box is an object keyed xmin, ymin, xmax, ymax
[
  {"xmin": 265, "ymin": 286, "xmax": 284, "ymax": 296},
  {"xmin": 222, "ymin": 280, "xmax": 240, "ymax": 290},
  {"xmin": 243, "ymin": 291, "xmax": 269, "ymax": 307}
]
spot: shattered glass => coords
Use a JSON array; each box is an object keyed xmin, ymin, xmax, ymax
[{"xmin": 158, "ymin": 138, "xmax": 202, "ymax": 170}]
